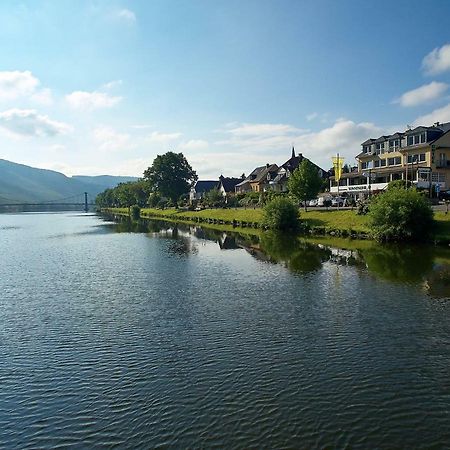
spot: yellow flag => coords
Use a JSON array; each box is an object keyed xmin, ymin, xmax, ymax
[{"xmin": 332, "ymin": 155, "xmax": 345, "ymax": 181}]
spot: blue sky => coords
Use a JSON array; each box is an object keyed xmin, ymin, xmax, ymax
[{"xmin": 1, "ymin": 0, "xmax": 450, "ymax": 178}]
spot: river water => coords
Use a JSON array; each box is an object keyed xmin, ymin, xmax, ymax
[{"xmin": 1, "ymin": 212, "xmax": 449, "ymax": 449}]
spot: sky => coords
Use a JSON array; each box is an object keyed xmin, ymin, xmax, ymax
[{"xmin": 1, "ymin": 0, "xmax": 450, "ymax": 179}]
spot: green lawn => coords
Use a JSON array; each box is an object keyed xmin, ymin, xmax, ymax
[
  {"xmin": 434, "ymin": 211, "xmax": 450, "ymax": 242},
  {"xmin": 102, "ymin": 206, "xmax": 449, "ymax": 242},
  {"xmin": 105, "ymin": 207, "xmax": 368, "ymax": 231}
]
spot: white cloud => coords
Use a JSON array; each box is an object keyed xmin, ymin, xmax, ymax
[
  {"xmin": 49, "ymin": 144, "xmax": 66, "ymax": 152},
  {"xmin": 306, "ymin": 112, "xmax": 318, "ymax": 121},
  {"xmin": 101, "ymin": 80, "xmax": 123, "ymax": 90},
  {"xmin": 66, "ymin": 90, "xmax": 122, "ymax": 110},
  {"xmin": 0, "ymin": 70, "xmax": 40, "ymax": 101},
  {"xmin": 115, "ymin": 8, "xmax": 136, "ymax": 23},
  {"xmin": 216, "ymin": 121, "xmax": 308, "ymax": 151},
  {"xmin": 226, "ymin": 122, "xmax": 305, "ymax": 137},
  {"xmin": 413, "ymin": 102, "xmax": 450, "ymax": 127},
  {"xmin": 93, "ymin": 125, "xmax": 130, "ymax": 151},
  {"xmin": 178, "ymin": 139, "xmax": 209, "ymax": 151},
  {"xmin": 0, "ymin": 108, "xmax": 72, "ymax": 137},
  {"xmin": 394, "ymin": 81, "xmax": 448, "ymax": 107},
  {"xmin": 130, "ymin": 124, "xmax": 153, "ymax": 130},
  {"xmin": 212, "ymin": 119, "xmax": 386, "ymax": 176},
  {"xmin": 422, "ymin": 43, "xmax": 450, "ymax": 75},
  {"xmin": 147, "ymin": 131, "xmax": 182, "ymax": 143},
  {"xmin": 31, "ymin": 88, "xmax": 53, "ymax": 106}
]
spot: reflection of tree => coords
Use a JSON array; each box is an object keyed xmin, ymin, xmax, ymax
[
  {"xmin": 361, "ymin": 245, "xmax": 434, "ymax": 283},
  {"xmin": 424, "ymin": 266, "xmax": 450, "ymax": 298},
  {"xmin": 259, "ymin": 232, "xmax": 331, "ymax": 274}
]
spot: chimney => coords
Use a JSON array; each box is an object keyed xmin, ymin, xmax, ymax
[
  {"xmin": 266, "ymin": 163, "xmax": 270, "ymax": 168},
  {"xmin": 219, "ymin": 174, "xmax": 224, "ymax": 180},
  {"xmin": 291, "ymin": 146, "xmax": 296, "ymax": 159}
]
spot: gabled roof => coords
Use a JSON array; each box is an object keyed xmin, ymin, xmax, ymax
[
  {"xmin": 405, "ymin": 126, "xmax": 428, "ymax": 134},
  {"xmin": 374, "ymin": 135, "xmax": 390, "ymax": 143},
  {"xmin": 193, "ymin": 180, "xmax": 218, "ymax": 193},
  {"xmin": 218, "ymin": 176, "xmax": 243, "ymax": 193},
  {"xmin": 252, "ymin": 164, "xmax": 278, "ymax": 183},
  {"xmin": 388, "ymin": 132, "xmax": 404, "ymax": 139},
  {"xmin": 361, "ymin": 138, "xmax": 376, "ymax": 146},
  {"xmin": 437, "ymin": 121, "xmax": 450, "ymax": 133}
]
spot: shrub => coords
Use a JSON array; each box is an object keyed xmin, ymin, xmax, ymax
[
  {"xmin": 356, "ymin": 199, "xmax": 370, "ymax": 215},
  {"xmin": 157, "ymin": 198, "xmax": 169, "ymax": 209},
  {"xmin": 368, "ymin": 187, "xmax": 433, "ymax": 242},
  {"xmin": 387, "ymin": 179, "xmax": 413, "ymax": 190},
  {"xmin": 262, "ymin": 197, "xmax": 300, "ymax": 231},
  {"xmin": 148, "ymin": 192, "xmax": 161, "ymax": 207},
  {"xmin": 130, "ymin": 204, "xmax": 141, "ymax": 220}
]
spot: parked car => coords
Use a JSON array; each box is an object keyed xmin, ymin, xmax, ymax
[
  {"xmin": 438, "ymin": 189, "xmax": 450, "ymax": 201},
  {"xmin": 309, "ymin": 199, "xmax": 318, "ymax": 207},
  {"xmin": 317, "ymin": 196, "xmax": 332, "ymax": 207},
  {"xmin": 331, "ymin": 196, "xmax": 346, "ymax": 207}
]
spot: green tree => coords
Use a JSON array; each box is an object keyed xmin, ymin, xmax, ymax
[
  {"xmin": 262, "ymin": 197, "xmax": 299, "ymax": 231},
  {"xmin": 204, "ymin": 187, "xmax": 224, "ymax": 207},
  {"xmin": 143, "ymin": 152, "xmax": 197, "ymax": 202},
  {"xmin": 368, "ymin": 187, "xmax": 434, "ymax": 242},
  {"xmin": 288, "ymin": 159, "xmax": 323, "ymax": 211}
]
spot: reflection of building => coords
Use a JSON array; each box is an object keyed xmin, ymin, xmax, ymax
[{"xmin": 330, "ymin": 121, "xmax": 450, "ymax": 196}]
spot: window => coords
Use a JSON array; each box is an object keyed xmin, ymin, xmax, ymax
[
  {"xmin": 414, "ymin": 134, "xmax": 420, "ymax": 145},
  {"xmin": 376, "ymin": 142, "xmax": 384, "ymax": 153},
  {"xmin": 408, "ymin": 153, "xmax": 427, "ymax": 163},
  {"xmin": 407, "ymin": 136, "xmax": 414, "ymax": 146},
  {"xmin": 432, "ymin": 173, "xmax": 446, "ymax": 182},
  {"xmin": 388, "ymin": 157, "xmax": 401, "ymax": 166},
  {"xmin": 361, "ymin": 162, "xmax": 368, "ymax": 169},
  {"xmin": 420, "ymin": 132, "xmax": 426, "ymax": 143},
  {"xmin": 380, "ymin": 159, "xmax": 386, "ymax": 167},
  {"xmin": 374, "ymin": 160, "xmax": 380, "ymax": 168},
  {"xmin": 389, "ymin": 139, "xmax": 400, "ymax": 150},
  {"xmin": 363, "ymin": 145, "xmax": 370, "ymax": 153}
]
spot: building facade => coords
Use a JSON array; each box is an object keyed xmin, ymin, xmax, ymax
[{"xmin": 330, "ymin": 121, "xmax": 450, "ymax": 196}]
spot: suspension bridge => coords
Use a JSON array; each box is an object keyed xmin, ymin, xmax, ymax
[{"xmin": 0, "ymin": 192, "xmax": 94, "ymax": 212}]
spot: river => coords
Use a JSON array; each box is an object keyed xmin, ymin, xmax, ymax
[{"xmin": 1, "ymin": 212, "xmax": 449, "ymax": 448}]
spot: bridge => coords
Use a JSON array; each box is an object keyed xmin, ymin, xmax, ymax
[{"xmin": 0, "ymin": 192, "xmax": 94, "ymax": 212}]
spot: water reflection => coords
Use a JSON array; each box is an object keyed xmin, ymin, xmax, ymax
[{"xmin": 102, "ymin": 214, "xmax": 450, "ymax": 299}]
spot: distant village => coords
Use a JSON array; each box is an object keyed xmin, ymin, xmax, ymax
[{"xmin": 191, "ymin": 120, "xmax": 450, "ymax": 203}]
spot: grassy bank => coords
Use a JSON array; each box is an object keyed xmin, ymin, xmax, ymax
[
  {"xmin": 103, "ymin": 207, "xmax": 371, "ymax": 236},
  {"xmin": 103, "ymin": 206, "xmax": 450, "ymax": 244}
]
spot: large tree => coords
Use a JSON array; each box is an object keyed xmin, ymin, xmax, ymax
[
  {"xmin": 288, "ymin": 159, "xmax": 323, "ymax": 211},
  {"xmin": 143, "ymin": 152, "xmax": 197, "ymax": 202}
]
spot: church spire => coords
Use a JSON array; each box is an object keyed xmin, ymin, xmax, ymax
[{"xmin": 291, "ymin": 146, "xmax": 296, "ymax": 159}]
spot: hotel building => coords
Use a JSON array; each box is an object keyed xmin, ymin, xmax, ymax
[{"xmin": 330, "ymin": 121, "xmax": 450, "ymax": 197}]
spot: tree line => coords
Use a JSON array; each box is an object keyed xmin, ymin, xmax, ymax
[{"xmin": 96, "ymin": 152, "xmax": 198, "ymax": 209}]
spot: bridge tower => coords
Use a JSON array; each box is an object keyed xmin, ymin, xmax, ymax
[{"xmin": 84, "ymin": 192, "xmax": 89, "ymax": 213}]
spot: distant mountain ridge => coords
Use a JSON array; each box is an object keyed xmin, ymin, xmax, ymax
[{"xmin": 0, "ymin": 159, "xmax": 138, "ymax": 204}]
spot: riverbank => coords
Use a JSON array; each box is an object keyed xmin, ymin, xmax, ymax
[{"xmin": 102, "ymin": 207, "xmax": 450, "ymax": 244}]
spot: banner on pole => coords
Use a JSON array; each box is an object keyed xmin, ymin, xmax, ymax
[{"xmin": 332, "ymin": 155, "xmax": 345, "ymax": 181}]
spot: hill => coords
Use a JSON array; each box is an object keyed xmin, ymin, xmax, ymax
[{"xmin": 0, "ymin": 159, "xmax": 137, "ymax": 204}]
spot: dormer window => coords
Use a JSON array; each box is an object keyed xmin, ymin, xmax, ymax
[
  {"xmin": 375, "ymin": 142, "xmax": 384, "ymax": 154},
  {"xmin": 389, "ymin": 139, "xmax": 400, "ymax": 150},
  {"xmin": 408, "ymin": 132, "xmax": 427, "ymax": 146}
]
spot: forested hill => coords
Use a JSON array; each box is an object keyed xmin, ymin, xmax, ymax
[{"xmin": 0, "ymin": 159, "xmax": 137, "ymax": 204}]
